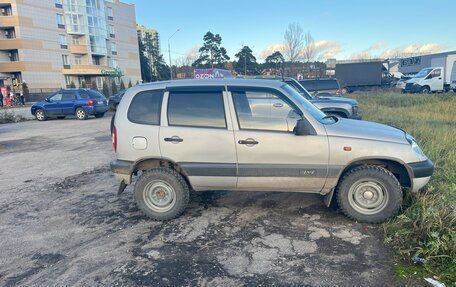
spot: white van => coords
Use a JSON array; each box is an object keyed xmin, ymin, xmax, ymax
[{"xmin": 404, "ymin": 57, "xmax": 456, "ymax": 93}]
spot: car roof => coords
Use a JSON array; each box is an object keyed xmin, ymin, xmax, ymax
[
  {"xmin": 300, "ymin": 78, "xmax": 337, "ymax": 82},
  {"xmin": 136, "ymin": 78, "xmax": 286, "ymax": 90}
]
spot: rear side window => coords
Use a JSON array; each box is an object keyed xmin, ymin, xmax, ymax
[
  {"xmin": 128, "ymin": 90, "xmax": 164, "ymax": 125},
  {"xmin": 62, "ymin": 92, "xmax": 76, "ymax": 100},
  {"xmin": 88, "ymin": 90, "xmax": 106, "ymax": 99},
  {"xmin": 167, "ymin": 91, "xmax": 226, "ymax": 128}
]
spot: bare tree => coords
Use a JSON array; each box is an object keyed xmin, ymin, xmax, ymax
[
  {"xmin": 283, "ymin": 23, "xmax": 304, "ymax": 63},
  {"xmin": 303, "ymin": 31, "xmax": 315, "ymax": 63}
]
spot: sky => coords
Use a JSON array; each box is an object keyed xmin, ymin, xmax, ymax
[{"xmin": 128, "ymin": 0, "xmax": 456, "ymax": 63}]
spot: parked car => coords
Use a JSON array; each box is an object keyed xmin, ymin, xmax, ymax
[
  {"xmin": 111, "ymin": 78, "xmax": 433, "ymax": 223},
  {"xmin": 31, "ymin": 89, "xmax": 108, "ymax": 121},
  {"xmin": 299, "ymin": 78, "xmax": 341, "ymax": 96},
  {"xmin": 284, "ymin": 78, "xmax": 361, "ymax": 119},
  {"xmin": 394, "ymin": 75, "xmax": 414, "ymax": 92},
  {"xmin": 108, "ymin": 90, "xmax": 126, "ymax": 111}
]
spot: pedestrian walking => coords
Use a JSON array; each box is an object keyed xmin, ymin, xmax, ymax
[
  {"xmin": 5, "ymin": 94, "xmax": 11, "ymax": 107},
  {"xmin": 19, "ymin": 91, "xmax": 25, "ymax": 106}
]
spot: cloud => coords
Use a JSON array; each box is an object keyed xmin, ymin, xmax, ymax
[
  {"xmin": 185, "ymin": 45, "xmax": 200, "ymax": 61},
  {"xmin": 259, "ymin": 43, "xmax": 285, "ymax": 60},
  {"xmin": 351, "ymin": 43, "xmax": 446, "ymax": 59},
  {"xmin": 259, "ymin": 40, "xmax": 343, "ymax": 61}
]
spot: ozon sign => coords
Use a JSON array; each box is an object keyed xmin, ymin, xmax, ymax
[{"xmin": 194, "ymin": 68, "xmax": 232, "ymax": 79}]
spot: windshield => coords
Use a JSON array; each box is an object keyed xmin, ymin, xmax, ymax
[
  {"xmin": 285, "ymin": 80, "xmax": 314, "ymax": 100},
  {"xmin": 281, "ymin": 84, "xmax": 336, "ymax": 124},
  {"xmin": 414, "ymin": 68, "xmax": 433, "ymax": 78}
]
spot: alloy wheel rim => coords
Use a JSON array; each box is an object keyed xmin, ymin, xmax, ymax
[
  {"xmin": 348, "ymin": 179, "xmax": 388, "ymax": 215},
  {"xmin": 36, "ymin": 111, "xmax": 44, "ymax": 120},
  {"xmin": 77, "ymin": 110, "xmax": 85, "ymax": 119}
]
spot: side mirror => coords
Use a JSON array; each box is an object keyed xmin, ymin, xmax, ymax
[
  {"xmin": 45, "ymin": 97, "xmax": 50, "ymax": 102},
  {"xmin": 294, "ymin": 118, "xmax": 317, "ymax": 136}
]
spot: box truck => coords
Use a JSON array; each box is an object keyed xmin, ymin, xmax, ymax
[
  {"xmin": 399, "ymin": 51, "xmax": 456, "ymax": 93},
  {"xmin": 335, "ymin": 60, "xmax": 393, "ymax": 93}
]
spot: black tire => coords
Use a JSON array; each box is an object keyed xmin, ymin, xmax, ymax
[
  {"xmin": 57, "ymin": 116, "xmax": 66, "ymax": 119},
  {"xmin": 75, "ymin": 107, "xmax": 88, "ymax": 120},
  {"xmin": 336, "ymin": 165, "xmax": 402, "ymax": 223},
  {"xmin": 94, "ymin": 113, "xmax": 105, "ymax": 118},
  {"xmin": 420, "ymin": 86, "xmax": 430, "ymax": 94},
  {"xmin": 134, "ymin": 168, "xmax": 190, "ymax": 221},
  {"xmin": 35, "ymin": 109, "xmax": 47, "ymax": 121}
]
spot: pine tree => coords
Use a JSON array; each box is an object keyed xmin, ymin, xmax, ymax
[
  {"xmin": 69, "ymin": 81, "xmax": 76, "ymax": 88},
  {"xmin": 111, "ymin": 80, "xmax": 118, "ymax": 95},
  {"xmin": 120, "ymin": 80, "xmax": 126, "ymax": 90},
  {"xmin": 91, "ymin": 80, "xmax": 98, "ymax": 90},
  {"xmin": 81, "ymin": 81, "xmax": 87, "ymax": 88},
  {"xmin": 102, "ymin": 82, "xmax": 109, "ymax": 97},
  {"xmin": 234, "ymin": 46, "xmax": 259, "ymax": 75},
  {"xmin": 192, "ymin": 32, "xmax": 230, "ymax": 68},
  {"xmin": 128, "ymin": 80, "xmax": 133, "ymax": 88}
]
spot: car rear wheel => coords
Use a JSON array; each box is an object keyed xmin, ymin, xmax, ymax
[
  {"xmin": 94, "ymin": 113, "xmax": 105, "ymax": 118},
  {"xmin": 336, "ymin": 165, "xmax": 402, "ymax": 223},
  {"xmin": 35, "ymin": 109, "xmax": 47, "ymax": 121},
  {"xmin": 75, "ymin": 108, "xmax": 88, "ymax": 120},
  {"xmin": 134, "ymin": 168, "xmax": 189, "ymax": 221}
]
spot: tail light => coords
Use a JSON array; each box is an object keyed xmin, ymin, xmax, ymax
[
  {"xmin": 112, "ymin": 126, "xmax": 117, "ymax": 152},
  {"xmin": 336, "ymin": 89, "xmax": 341, "ymax": 95},
  {"xmin": 87, "ymin": 99, "xmax": 93, "ymax": 106}
]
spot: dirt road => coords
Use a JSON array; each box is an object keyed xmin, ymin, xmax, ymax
[{"xmin": 0, "ymin": 115, "xmax": 394, "ymax": 286}]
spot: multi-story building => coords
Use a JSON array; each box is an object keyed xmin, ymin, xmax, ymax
[
  {"xmin": 0, "ymin": 0, "xmax": 141, "ymax": 94},
  {"xmin": 137, "ymin": 24, "xmax": 159, "ymax": 78}
]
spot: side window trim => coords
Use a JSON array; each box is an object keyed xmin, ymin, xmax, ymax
[{"xmin": 166, "ymin": 90, "xmax": 228, "ymax": 129}]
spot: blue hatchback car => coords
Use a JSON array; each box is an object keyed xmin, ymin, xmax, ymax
[{"xmin": 31, "ymin": 89, "xmax": 108, "ymax": 121}]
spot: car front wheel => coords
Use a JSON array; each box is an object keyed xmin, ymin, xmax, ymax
[
  {"xmin": 35, "ymin": 109, "xmax": 47, "ymax": 121},
  {"xmin": 336, "ymin": 165, "xmax": 402, "ymax": 223},
  {"xmin": 134, "ymin": 168, "xmax": 189, "ymax": 221},
  {"xmin": 75, "ymin": 108, "xmax": 88, "ymax": 120}
]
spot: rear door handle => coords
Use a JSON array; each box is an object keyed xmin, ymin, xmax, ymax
[
  {"xmin": 164, "ymin": 136, "xmax": 183, "ymax": 143},
  {"xmin": 238, "ymin": 139, "xmax": 258, "ymax": 145}
]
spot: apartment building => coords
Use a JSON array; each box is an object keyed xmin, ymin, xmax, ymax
[
  {"xmin": 137, "ymin": 24, "xmax": 160, "ymax": 78},
  {"xmin": 0, "ymin": 0, "xmax": 141, "ymax": 93}
]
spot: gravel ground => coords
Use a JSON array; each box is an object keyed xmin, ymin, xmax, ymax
[{"xmin": 0, "ymin": 114, "xmax": 395, "ymax": 286}]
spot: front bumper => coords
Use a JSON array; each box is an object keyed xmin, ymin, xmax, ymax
[
  {"xmin": 404, "ymin": 84, "xmax": 422, "ymax": 93},
  {"xmin": 111, "ymin": 159, "xmax": 134, "ymax": 184},
  {"xmin": 408, "ymin": 159, "xmax": 434, "ymax": 192}
]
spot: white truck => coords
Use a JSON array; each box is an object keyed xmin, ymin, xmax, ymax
[{"xmin": 399, "ymin": 51, "xmax": 456, "ymax": 93}]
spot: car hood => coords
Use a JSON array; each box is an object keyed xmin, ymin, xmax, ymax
[
  {"xmin": 32, "ymin": 100, "xmax": 47, "ymax": 107},
  {"xmin": 324, "ymin": 118, "xmax": 408, "ymax": 144},
  {"xmin": 406, "ymin": 77, "xmax": 421, "ymax": 84},
  {"xmin": 311, "ymin": 96, "xmax": 358, "ymax": 106}
]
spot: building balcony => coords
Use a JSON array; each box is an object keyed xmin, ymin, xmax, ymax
[
  {"xmin": 0, "ymin": 38, "xmax": 21, "ymax": 50},
  {"xmin": 62, "ymin": 64, "xmax": 111, "ymax": 75},
  {"xmin": 69, "ymin": 44, "xmax": 88, "ymax": 54},
  {"xmin": 0, "ymin": 61, "xmax": 25, "ymax": 73},
  {"xmin": 0, "ymin": 16, "xmax": 19, "ymax": 27}
]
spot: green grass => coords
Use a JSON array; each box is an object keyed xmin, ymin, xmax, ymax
[{"xmin": 350, "ymin": 91, "xmax": 456, "ymax": 286}]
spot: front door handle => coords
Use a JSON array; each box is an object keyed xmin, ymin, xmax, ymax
[
  {"xmin": 273, "ymin": 102, "xmax": 284, "ymax": 108},
  {"xmin": 164, "ymin": 136, "xmax": 183, "ymax": 143},
  {"xmin": 238, "ymin": 139, "xmax": 258, "ymax": 145}
]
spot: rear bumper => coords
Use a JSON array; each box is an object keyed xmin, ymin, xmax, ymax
[
  {"xmin": 408, "ymin": 159, "xmax": 434, "ymax": 192},
  {"xmin": 111, "ymin": 159, "xmax": 133, "ymax": 184}
]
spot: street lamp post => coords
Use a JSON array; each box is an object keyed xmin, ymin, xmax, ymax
[{"xmin": 168, "ymin": 28, "xmax": 180, "ymax": 80}]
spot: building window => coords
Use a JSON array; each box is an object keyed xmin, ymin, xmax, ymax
[
  {"xmin": 9, "ymin": 50, "xmax": 19, "ymax": 62},
  {"xmin": 72, "ymin": 36, "xmax": 80, "ymax": 45},
  {"xmin": 59, "ymin": 35, "xmax": 67, "ymax": 49},
  {"xmin": 109, "ymin": 25, "xmax": 115, "ymax": 38},
  {"xmin": 107, "ymin": 7, "xmax": 113, "ymax": 20},
  {"xmin": 62, "ymin": 54, "xmax": 70, "ymax": 67},
  {"xmin": 65, "ymin": 75, "xmax": 72, "ymax": 87},
  {"xmin": 56, "ymin": 14, "xmax": 65, "ymax": 29},
  {"xmin": 55, "ymin": 0, "xmax": 63, "ymax": 8},
  {"xmin": 75, "ymin": 56, "xmax": 82, "ymax": 65},
  {"xmin": 112, "ymin": 59, "xmax": 118, "ymax": 68},
  {"xmin": 96, "ymin": 77, "xmax": 103, "ymax": 90},
  {"xmin": 111, "ymin": 43, "xmax": 117, "ymax": 55},
  {"xmin": 92, "ymin": 56, "xmax": 100, "ymax": 65}
]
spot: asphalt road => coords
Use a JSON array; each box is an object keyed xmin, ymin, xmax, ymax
[{"xmin": 0, "ymin": 114, "xmax": 395, "ymax": 286}]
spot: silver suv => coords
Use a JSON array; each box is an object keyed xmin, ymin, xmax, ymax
[{"xmin": 111, "ymin": 79, "xmax": 433, "ymax": 223}]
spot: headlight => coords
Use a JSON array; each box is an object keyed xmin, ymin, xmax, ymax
[
  {"xmin": 405, "ymin": 133, "xmax": 415, "ymax": 144},
  {"xmin": 352, "ymin": 105, "xmax": 358, "ymax": 115},
  {"xmin": 412, "ymin": 141, "xmax": 427, "ymax": 161}
]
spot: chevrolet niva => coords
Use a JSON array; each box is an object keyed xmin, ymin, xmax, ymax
[{"xmin": 110, "ymin": 79, "xmax": 434, "ymax": 223}]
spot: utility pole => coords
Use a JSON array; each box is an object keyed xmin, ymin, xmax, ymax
[{"xmin": 168, "ymin": 28, "xmax": 180, "ymax": 80}]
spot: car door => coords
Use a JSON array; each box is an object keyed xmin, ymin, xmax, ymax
[
  {"xmin": 228, "ymin": 86, "xmax": 329, "ymax": 192},
  {"xmin": 427, "ymin": 68, "xmax": 443, "ymax": 91},
  {"xmin": 44, "ymin": 92, "xmax": 62, "ymax": 115},
  {"xmin": 60, "ymin": 91, "xmax": 76, "ymax": 115},
  {"xmin": 159, "ymin": 86, "xmax": 237, "ymax": 190}
]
